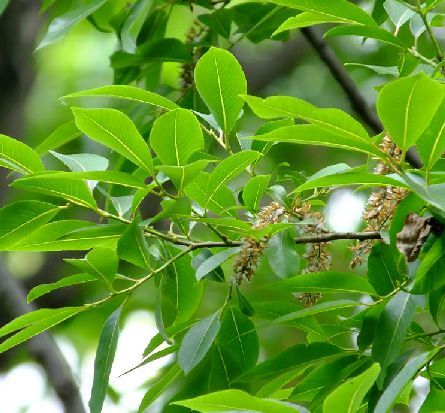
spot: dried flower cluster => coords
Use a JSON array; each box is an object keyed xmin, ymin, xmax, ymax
[
  {"xmin": 233, "ymin": 202, "xmax": 287, "ymax": 285},
  {"xmin": 180, "ymin": 21, "xmax": 208, "ymax": 93},
  {"xmin": 293, "ymin": 198, "xmax": 331, "ymax": 307},
  {"xmin": 350, "ymin": 135, "xmax": 407, "ymax": 267}
]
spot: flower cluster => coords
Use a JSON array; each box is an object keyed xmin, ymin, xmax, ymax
[
  {"xmin": 293, "ymin": 198, "xmax": 331, "ymax": 307},
  {"xmin": 180, "ymin": 21, "xmax": 208, "ymax": 93},
  {"xmin": 233, "ymin": 202, "xmax": 286, "ymax": 285},
  {"xmin": 350, "ymin": 135, "xmax": 407, "ymax": 267}
]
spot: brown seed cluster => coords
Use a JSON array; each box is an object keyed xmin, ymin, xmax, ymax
[
  {"xmin": 293, "ymin": 198, "xmax": 331, "ymax": 307},
  {"xmin": 350, "ymin": 135, "xmax": 407, "ymax": 267},
  {"xmin": 180, "ymin": 21, "xmax": 208, "ymax": 93},
  {"xmin": 233, "ymin": 202, "xmax": 286, "ymax": 285}
]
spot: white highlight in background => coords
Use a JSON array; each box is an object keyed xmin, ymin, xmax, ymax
[{"xmin": 326, "ymin": 189, "xmax": 366, "ymax": 232}]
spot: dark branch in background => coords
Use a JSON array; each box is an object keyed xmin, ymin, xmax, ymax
[
  {"xmin": 0, "ymin": 1, "xmax": 86, "ymax": 411},
  {"xmin": 300, "ymin": 27, "xmax": 423, "ymax": 169},
  {"xmin": 0, "ymin": 260, "xmax": 86, "ymax": 413}
]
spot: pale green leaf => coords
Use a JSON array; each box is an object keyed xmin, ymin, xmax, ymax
[
  {"xmin": 195, "ymin": 247, "xmax": 241, "ymax": 280},
  {"xmin": 274, "ymin": 12, "xmax": 350, "ymax": 35},
  {"xmin": 0, "ymin": 134, "xmax": 44, "ymax": 174}
]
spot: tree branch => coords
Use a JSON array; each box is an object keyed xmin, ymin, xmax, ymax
[
  {"xmin": 300, "ymin": 27, "xmax": 422, "ymax": 169},
  {"xmin": 0, "ymin": 259, "xmax": 86, "ymax": 413}
]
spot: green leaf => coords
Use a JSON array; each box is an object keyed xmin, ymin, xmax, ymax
[
  {"xmin": 12, "ymin": 174, "xmax": 97, "ymax": 209},
  {"xmin": 250, "ymin": 125, "xmax": 383, "ymax": 157},
  {"xmin": 324, "ymin": 25, "xmax": 406, "ymax": 48},
  {"xmin": 192, "ymin": 250, "xmax": 225, "ymax": 283},
  {"xmin": 0, "ymin": 201, "xmax": 60, "ymax": 250},
  {"xmin": 368, "ymin": 243, "xmax": 405, "ymax": 296},
  {"xmin": 323, "ymin": 363, "xmax": 380, "ymax": 413},
  {"xmin": 372, "ymin": 291, "xmax": 417, "ymax": 376},
  {"xmin": 263, "ymin": 0, "xmax": 376, "ymax": 25},
  {"xmin": 161, "ymin": 247, "xmax": 204, "ymax": 324},
  {"xmin": 0, "ymin": 307, "xmax": 85, "ymax": 354},
  {"xmin": 37, "ymin": 0, "xmax": 107, "ymax": 50},
  {"xmin": 13, "ymin": 221, "xmax": 124, "ymax": 251},
  {"xmin": 138, "ymin": 364, "xmax": 181, "ymax": 413},
  {"xmin": 377, "ymin": 73, "xmax": 445, "ymax": 150},
  {"xmin": 150, "ymin": 109, "xmax": 203, "ymax": 166},
  {"xmin": 195, "ymin": 247, "xmax": 241, "ymax": 281},
  {"xmin": 0, "ymin": 0, "xmax": 10, "ymax": 15},
  {"xmin": 384, "ymin": 0, "xmax": 415, "ymax": 32},
  {"xmin": 194, "ymin": 47, "xmax": 247, "ymax": 134},
  {"xmin": 38, "ymin": 170, "xmax": 146, "ymax": 189},
  {"xmin": 178, "ymin": 310, "xmax": 221, "ymax": 374},
  {"xmin": 411, "ymin": 236, "xmax": 445, "ymax": 294},
  {"xmin": 35, "ymin": 121, "xmax": 81, "ymax": 155},
  {"xmin": 50, "ymin": 151, "xmax": 108, "ymax": 173},
  {"xmin": 275, "ymin": 300, "xmax": 361, "ymax": 323},
  {"xmin": 174, "ymin": 389, "xmax": 301, "ymax": 413},
  {"xmin": 89, "ymin": 306, "xmax": 122, "ymax": 413},
  {"xmin": 267, "ymin": 271, "xmax": 375, "ymax": 294},
  {"xmin": 416, "ymin": 98, "xmax": 445, "ymax": 170},
  {"xmin": 236, "ymin": 342, "xmax": 343, "ymax": 381},
  {"xmin": 265, "ymin": 229, "xmax": 300, "ymax": 278},
  {"xmin": 243, "ymin": 174, "xmax": 271, "ymax": 212},
  {"xmin": 27, "ymin": 273, "xmax": 96, "ymax": 303},
  {"xmin": 274, "ymin": 12, "xmax": 350, "ymax": 34},
  {"xmin": 65, "ymin": 247, "xmax": 118, "ymax": 288},
  {"xmin": 242, "ymin": 95, "xmax": 371, "ymax": 143},
  {"xmin": 72, "ymin": 107, "xmax": 153, "ymax": 173},
  {"xmin": 375, "ymin": 350, "xmax": 439, "ymax": 413},
  {"xmin": 429, "ymin": 285, "xmax": 445, "ymax": 327},
  {"xmin": 206, "ymin": 151, "xmax": 261, "ymax": 209},
  {"xmin": 121, "ymin": 0, "xmax": 153, "ymax": 53},
  {"xmin": 420, "ymin": 389, "xmax": 445, "ymax": 413},
  {"xmin": 0, "ymin": 134, "xmax": 44, "ymax": 174},
  {"xmin": 63, "ymin": 85, "xmax": 179, "ymax": 111},
  {"xmin": 295, "ymin": 171, "xmax": 407, "ymax": 193},
  {"xmin": 117, "ymin": 219, "xmax": 151, "ymax": 269},
  {"xmin": 157, "ymin": 160, "xmax": 210, "ymax": 192}
]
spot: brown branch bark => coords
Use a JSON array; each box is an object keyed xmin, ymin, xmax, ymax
[{"xmin": 0, "ymin": 259, "xmax": 86, "ymax": 413}]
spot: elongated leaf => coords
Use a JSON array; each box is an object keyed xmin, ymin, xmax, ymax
[
  {"xmin": 267, "ymin": 271, "xmax": 375, "ymax": 294},
  {"xmin": 35, "ymin": 121, "xmax": 81, "ymax": 155},
  {"xmin": 368, "ymin": 243, "xmax": 404, "ymax": 296},
  {"xmin": 384, "ymin": 0, "xmax": 415, "ymax": 32},
  {"xmin": 196, "ymin": 247, "xmax": 241, "ymax": 280},
  {"xmin": 121, "ymin": 0, "xmax": 153, "ymax": 53},
  {"xmin": 0, "ymin": 134, "xmax": 44, "ymax": 174},
  {"xmin": 420, "ymin": 389, "xmax": 445, "ymax": 413},
  {"xmin": 266, "ymin": 229, "xmax": 300, "ymax": 278},
  {"xmin": 323, "ymin": 363, "xmax": 380, "ymax": 413},
  {"xmin": 0, "ymin": 307, "xmax": 85, "ymax": 354},
  {"xmin": 174, "ymin": 389, "xmax": 301, "ymax": 413},
  {"xmin": 138, "ymin": 364, "xmax": 181, "ymax": 412},
  {"xmin": 27, "ymin": 273, "xmax": 96, "ymax": 303},
  {"xmin": 72, "ymin": 107, "xmax": 153, "ymax": 172},
  {"xmin": 324, "ymin": 25, "xmax": 406, "ymax": 48},
  {"xmin": 12, "ymin": 174, "xmax": 97, "ymax": 209},
  {"xmin": 37, "ymin": 0, "xmax": 107, "ymax": 50},
  {"xmin": 375, "ymin": 350, "xmax": 438, "ymax": 413},
  {"xmin": 264, "ymin": 0, "xmax": 376, "ymax": 25},
  {"xmin": 416, "ymin": 98, "xmax": 445, "ymax": 170},
  {"xmin": 89, "ymin": 307, "xmax": 122, "ymax": 413},
  {"xmin": 66, "ymin": 247, "xmax": 118, "ymax": 288},
  {"xmin": 37, "ymin": 170, "xmax": 146, "ymax": 189},
  {"xmin": 236, "ymin": 342, "xmax": 343, "ymax": 381},
  {"xmin": 242, "ymin": 95, "xmax": 371, "ymax": 143},
  {"xmin": 275, "ymin": 300, "xmax": 361, "ymax": 323},
  {"xmin": 0, "ymin": 201, "xmax": 60, "ymax": 250},
  {"xmin": 243, "ymin": 174, "xmax": 270, "ymax": 212},
  {"xmin": 275, "ymin": 12, "xmax": 350, "ymax": 34},
  {"xmin": 157, "ymin": 159, "xmax": 210, "ymax": 192},
  {"xmin": 250, "ymin": 125, "xmax": 383, "ymax": 157},
  {"xmin": 377, "ymin": 73, "xmax": 445, "ymax": 150},
  {"xmin": 63, "ymin": 85, "xmax": 178, "ymax": 111},
  {"xmin": 150, "ymin": 108, "xmax": 203, "ymax": 166},
  {"xmin": 295, "ymin": 171, "xmax": 407, "ymax": 193},
  {"xmin": 13, "ymin": 221, "xmax": 124, "ymax": 251},
  {"xmin": 50, "ymin": 151, "xmax": 108, "ymax": 173},
  {"xmin": 117, "ymin": 219, "xmax": 151, "ymax": 269},
  {"xmin": 178, "ymin": 311, "xmax": 221, "ymax": 374},
  {"xmin": 206, "ymin": 151, "xmax": 261, "ymax": 209},
  {"xmin": 372, "ymin": 291, "xmax": 417, "ymax": 376},
  {"xmin": 194, "ymin": 47, "xmax": 247, "ymax": 134}
]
